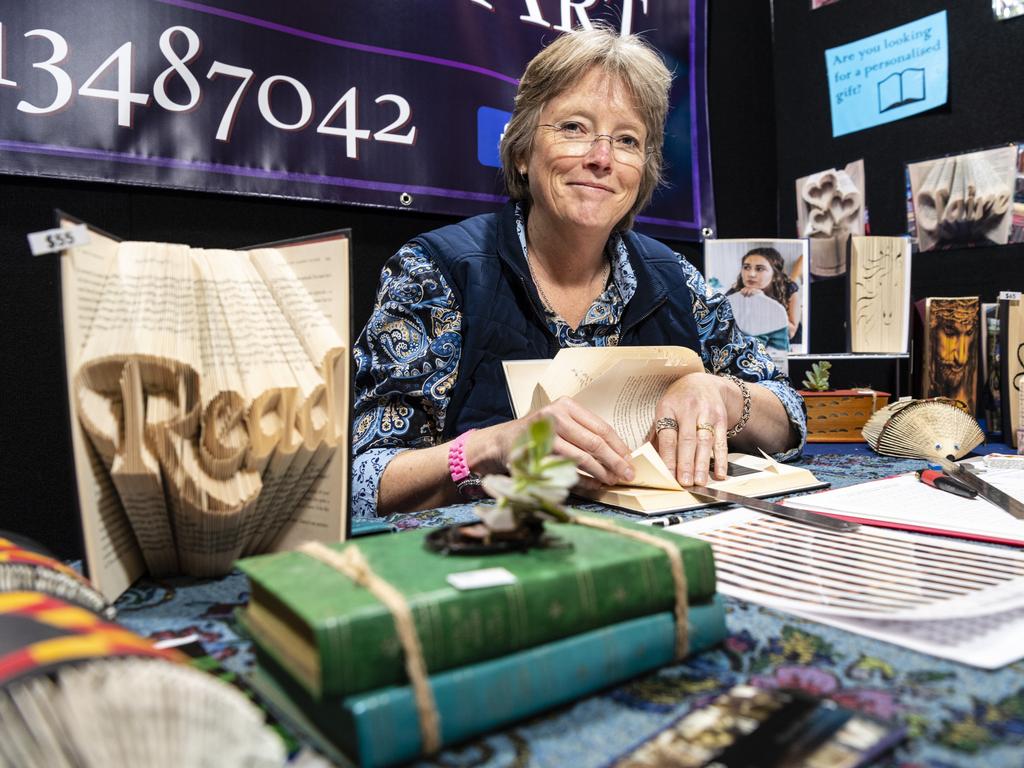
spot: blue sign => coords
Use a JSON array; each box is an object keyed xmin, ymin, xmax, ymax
[
  {"xmin": 0, "ymin": 0, "xmax": 714, "ymax": 240},
  {"xmin": 476, "ymin": 107, "xmax": 510, "ymax": 169},
  {"xmin": 825, "ymin": 11, "xmax": 948, "ymax": 137}
]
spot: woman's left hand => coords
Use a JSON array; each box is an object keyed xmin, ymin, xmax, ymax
[{"xmin": 652, "ymin": 373, "xmax": 733, "ymax": 487}]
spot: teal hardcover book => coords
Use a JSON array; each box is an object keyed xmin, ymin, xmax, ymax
[{"xmin": 247, "ymin": 596, "xmax": 726, "ymax": 768}]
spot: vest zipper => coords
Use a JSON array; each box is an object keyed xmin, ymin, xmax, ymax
[{"xmin": 517, "ymin": 273, "xmax": 560, "ymax": 355}]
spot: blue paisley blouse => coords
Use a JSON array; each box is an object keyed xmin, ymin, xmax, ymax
[{"xmin": 352, "ymin": 206, "xmax": 807, "ymax": 518}]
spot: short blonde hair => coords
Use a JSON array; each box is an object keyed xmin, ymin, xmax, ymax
[{"xmin": 500, "ymin": 25, "xmax": 672, "ymax": 232}]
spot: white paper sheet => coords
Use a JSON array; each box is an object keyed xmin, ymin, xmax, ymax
[{"xmin": 784, "ymin": 469, "xmax": 1024, "ymax": 545}]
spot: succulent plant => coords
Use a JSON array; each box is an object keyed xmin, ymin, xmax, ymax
[
  {"xmin": 801, "ymin": 360, "xmax": 832, "ymax": 392},
  {"xmin": 474, "ymin": 418, "xmax": 576, "ymax": 534}
]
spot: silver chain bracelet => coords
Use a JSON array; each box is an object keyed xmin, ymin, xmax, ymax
[{"xmin": 720, "ymin": 373, "xmax": 751, "ymax": 438}]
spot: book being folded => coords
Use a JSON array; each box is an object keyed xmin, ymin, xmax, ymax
[
  {"xmin": 590, "ymin": 444, "xmax": 827, "ymax": 515},
  {"xmin": 503, "ymin": 347, "xmax": 826, "ymax": 515}
]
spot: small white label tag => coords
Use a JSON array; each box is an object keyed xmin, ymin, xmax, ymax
[
  {"xmin": 27, "ymin": 224, "xmax": 89, "ymax": 256},
  {"xmin": 153, "ymin": 633, "xmax": 200, "ymax": 650},
  {"xmin": 998, "ymin": 290, "xmax": 1021, "ymax": 301},
  {"xmin": 446, "ymin": 567, "xmax": 517, "ymax": 591}
]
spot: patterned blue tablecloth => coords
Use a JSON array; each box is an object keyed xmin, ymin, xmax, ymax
[{"xmin": 115, "ymin": 449, "xmax": 1024, "ymax": 768}]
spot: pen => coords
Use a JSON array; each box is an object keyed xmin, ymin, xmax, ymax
[{"xmin": 917, "ymin": 468, "xmax": 978, "ymax": 499}]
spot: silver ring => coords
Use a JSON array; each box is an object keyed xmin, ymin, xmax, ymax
[
  {"xmin": 696, "ymin": 422, "xmax": 716, "ymax": 437},
  {"xmin": 655, "ymin": 417, "xmax": 679, "ymax": 434}
]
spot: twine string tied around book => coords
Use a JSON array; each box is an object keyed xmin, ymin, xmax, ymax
[
  {"xmin": 298, "ymin": 541, "xmax": 442, "ymax": 755},
  {"xmin": 570, "ymin": 515, "xmax": 690, "ymax": 659}
]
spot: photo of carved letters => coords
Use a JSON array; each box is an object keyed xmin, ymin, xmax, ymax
[
  {"xmin": 907, "ymin": 145, "xmax": 1017, "ymax": 253},
  {"xmin": 795, "ymin": 159, "xmax": 866, "ymax": 279},
  {"xmin": 1012, "ymin": 145, "xmax": 1024, "ymax": 244}
]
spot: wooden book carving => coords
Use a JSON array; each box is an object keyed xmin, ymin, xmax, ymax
[
  {"xmin": 922, "ymin": 297, "xmax": 980, "ymax": 415},
  {"xmin": 847, "ymin": 236, "xmax": 911, "ymax": 354}
]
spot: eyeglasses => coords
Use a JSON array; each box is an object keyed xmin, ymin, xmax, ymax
[{"xmin": 538, "ymin": 122, "xmax": 650, "ymax": 166}]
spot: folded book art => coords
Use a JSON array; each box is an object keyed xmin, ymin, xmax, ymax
[
  {"xmin": 0, "ymin": 591, "xmax": 285, "ymax": 768},
  {"xmin": 861, "ymin": 397, "xmax": 985, "ymax": 461},
  {"xmin": 59, "ymin": 215, "xmax": 352, "ymax": 600},
  {"xmin": 0, "ymin": 534, "xmax": 285, "ymax": 767}
]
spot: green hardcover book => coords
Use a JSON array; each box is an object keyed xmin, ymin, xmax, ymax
[{"xmin": 237, "ymin": 513, "xmax": 716, "ymax": 699}]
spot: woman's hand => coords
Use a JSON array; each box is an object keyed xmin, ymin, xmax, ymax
[
  {"xmin": 652, "ymin": 373, "xmax": 734, "ymax": 487},
  {"xmin": 471, "ymin": 397, "xmax": 635, "ymax": 490},
  {"xmin": 739, "ymin": 286, "xmax": 764, "ymax": 297}
]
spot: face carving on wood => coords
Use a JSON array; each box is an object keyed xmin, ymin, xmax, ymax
[{"xmin": 926, "ymin": 297, "xmax": 979, "ymax": 413}]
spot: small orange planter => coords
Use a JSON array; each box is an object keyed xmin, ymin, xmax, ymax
[{"xmin": 799, "ymin": 389, "xmax": 890, "ymax": 443}]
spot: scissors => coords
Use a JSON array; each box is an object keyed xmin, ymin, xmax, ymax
[{"xmin": 917, "ymin": 466, "xmax": 977, "ymax": 499}]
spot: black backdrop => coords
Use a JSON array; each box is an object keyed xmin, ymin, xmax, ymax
[
  {"xmin": 4, "ymin": 1, "xmax": 1020, "ymax": 559},
  {"xmin": 773, "ymin": 1, "xmax": 1024, "ymax": 353}
]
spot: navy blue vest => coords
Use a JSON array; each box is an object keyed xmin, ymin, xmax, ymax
[{"xmin": 415, "ymin": 202, "xmax": 701, "ymax": 439}]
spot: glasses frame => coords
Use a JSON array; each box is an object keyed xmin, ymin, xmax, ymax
[{"xmin": 537, "ymin": 122, "xmax": 652, "ymax": 166}]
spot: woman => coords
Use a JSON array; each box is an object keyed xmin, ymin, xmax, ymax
[
  {"xmin": 727, "ymin": 247, "xmax": 801, "ymax": 343},
  {"xmin": 352, "ymin": 26, "xmax": 805, "ymax": 518}
]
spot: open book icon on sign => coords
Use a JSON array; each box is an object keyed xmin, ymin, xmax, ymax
[{"xmin": 878, "ymin": 67, "xmax": 925, "ymax": 112}]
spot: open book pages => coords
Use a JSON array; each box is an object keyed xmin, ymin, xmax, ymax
[
  {"xmin": 503, "ymin": 347, "xmax": 824, "ymax": 515},
  {"xmin": 504, "ymin": 345, "xmax": 704, "ymax": 450},
  {"xmin": 60, "ymin": 217, "xmax": 351, "ymax": 600},
  {"xmin": 586, "ymin": 445, "xmax": 825, "ymax": 515}
]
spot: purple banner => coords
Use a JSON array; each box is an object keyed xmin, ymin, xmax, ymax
[{"xmin": 0, "ymin": 1, "xmax": 713, "ymax": 240}]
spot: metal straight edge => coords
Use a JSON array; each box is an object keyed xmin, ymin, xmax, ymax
[
  {"xmin": 936, "ymin": 460, "xmax": 1024, "ymax": 520},
  {"xmin": 687, "ymin": 486, "xmax": 860, "ymax": 532}
]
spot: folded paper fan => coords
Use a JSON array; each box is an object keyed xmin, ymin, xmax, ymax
[
  {"xmin": 0, "ymin": 592, "xmax": 286, "ymax": 768},
  {"xmin": 861, "ymin": 398, "xmax": 985, "ymax": 461}
]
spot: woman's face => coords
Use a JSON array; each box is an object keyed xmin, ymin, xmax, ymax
[
  {"xmin": 741, "ymin": 255, "xmax": 774, "ymax": 291},
  {"xmin": 524, "ymin": 67, "xmax": 645, "ymax": 236}
]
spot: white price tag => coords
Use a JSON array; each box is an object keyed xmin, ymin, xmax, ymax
[
  {"xmin": 152, "ymin": 633, "xmax": 200, "ymax": 650},
  {"xmin": 998, "ymin": 290, "xmax": 1021, "ymax": 301},
  {"xmin": 27, "ymin": 223, "xmax": 89, "ymax": 256},
  {"xmin": 446, "ymin": 567, "xmax": 518, "ymax": 591}
]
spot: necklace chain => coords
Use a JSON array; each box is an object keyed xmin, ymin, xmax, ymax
[{"xmin": 526, "ymin": 251, "xmax": 610, "ymax": 317}]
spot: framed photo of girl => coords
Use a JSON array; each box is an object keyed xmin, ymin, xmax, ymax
[{"xmin": 704, "ymin": 239, "xmax": 810, "ymax": 358}]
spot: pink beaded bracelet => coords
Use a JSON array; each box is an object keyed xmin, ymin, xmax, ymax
[{"xmin": 448, "ymin": 429, "xmax": 485, "ymax": 500}]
